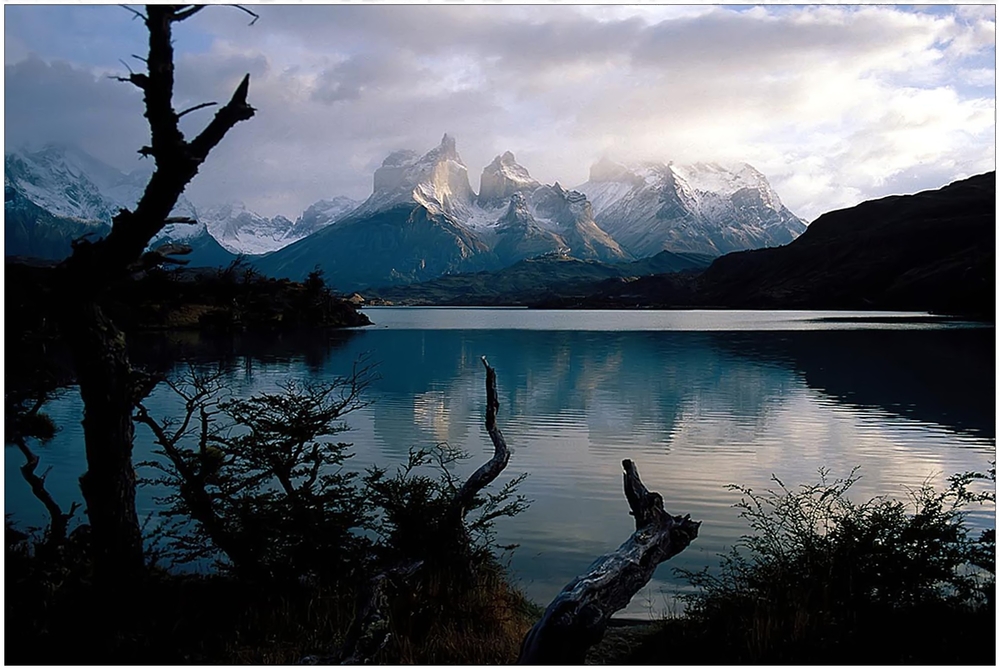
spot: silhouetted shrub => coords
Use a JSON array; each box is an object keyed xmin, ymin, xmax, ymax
[
  {"xmin": 654, "ymin": 466, "xmax": 996, "ymax": 664},
  {"xmin": 138, "ymin": 362, "xmax": 377, "ymax": 583}
]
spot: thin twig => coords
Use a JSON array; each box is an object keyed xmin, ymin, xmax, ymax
[
  {"xmin": 177, "ymin": 101, "xmax": 218, "ymax": 119},
  {"xmin": 120, "ymin": 4, "xmax": 146, "ymax": 21},
  {"xmin": 234, "ymin": 4, "xmax": 260, "ymax": 25},
  {"xmin": 172, "ymin": 5, "xmax": 206, "ymax": 22}
]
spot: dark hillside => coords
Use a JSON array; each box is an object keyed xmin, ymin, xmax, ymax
[
  {"xmin": 4, "ymin": 189, "xmax": 111, "ymax": 260},
  {"xmin": 697, "ymin": 172, "xmax": 995, "ymax": 317},
  {"xmin": 255, "ymin": 204, "xmax": 494, "ymax": 289},
  {"xmin": 370, "ymin": 249, "xmax": 710, "ymax": 305}
]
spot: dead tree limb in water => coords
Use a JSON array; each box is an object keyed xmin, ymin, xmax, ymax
[
  {"xmin": 334, "ymin": 357, "xmax": 514, "ymax": 664},
  {"xmin": 517, "ymin": 460, "xmax": 700, "ymax": 664},
  {"xmin": 446, "ymin": 356, "xmax": 511, "ymax": 530}
]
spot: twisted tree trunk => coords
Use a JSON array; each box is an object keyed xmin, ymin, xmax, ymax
[
  {"xmin": 57, "ymin": 4, "xmax": 255, "ymax": 583},
  {"xmin": 517, "ymin": 460, "xmax": 700, "ymax": 664}
]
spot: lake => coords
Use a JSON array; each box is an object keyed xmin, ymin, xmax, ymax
[{"xmin": 5, "ymin": 308, "xmax": 995, "ymax": 618}]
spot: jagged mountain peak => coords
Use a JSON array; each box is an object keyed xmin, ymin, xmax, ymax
[
  {"xmin": 5, "ymin": 142, "xmax": 200, "ymax": 226},
  {"xmin": 438, "ymin": 133, "xmax": 459, "ymax": 160},
  {"xmin": 478, "ymin": 150, "xmax": 540, "ymax": 207},
  {"xmin": 381, "ymin": 149, "xmax": 419, "ymax": 168},
  {"xmin": 501, "ymin": 192, "xmax": 531, "ymax": 221},
  {"xmin": 359, "ymin": 135, "xmax": 475, "ymax": 220},
  {"xmin": 576, "ymin": 157, "xmax": 806, "ymax": 257}
]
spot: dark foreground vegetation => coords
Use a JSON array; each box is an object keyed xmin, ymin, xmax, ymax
[
  {"xmin": 7, "ymin": 402, "xmax": 994, "ymax": 664},
  {"xmin": 625, "ymin": 468, "xmax": 996, "ymax": 664},
  {"xmin": 7, "ymin": 257, "xmax": 369, "ymax": 335}
]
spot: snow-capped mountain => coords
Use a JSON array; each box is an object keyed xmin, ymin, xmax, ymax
[
  {"xmin": 576, "ymin": 158, "xmax": 806, "ymax": 257},
  {"xmin": 6, "ymin": 144, "xmax": 138, "ymax": 223},
  {"xmin": 288, "ymin": 196, "xmax": 360, "ymax": 241},
  {"xmin": 4, "ymin": 144, "xmax": 361, "ymax": 261},
  {"xmin": 259, "ymin": 136, "xmax": 628, "ymax": 287},
  {"xmin": 200, "ymin": 196, "xmax": 361, "ymax": 256},
  {"xmin": 353, "ymin": 134, "xmax": 476, "ymax": 221},
  {"xmin": 4, "ymin": 144, "xmax": 219, "ymax": 260},
  {"xmin": 5, "ymin": 144, "xmax": 200, "ymax": 224},
  {"xmin": 7, "ymin": 141, "xmax": 808, "ymax": 287},
  {"xmin": 200, "ymin": 202, "xmax": 294, "ymax": 255},
  {"xmin": 258, "ymin": 135, "xmax": 492, "ymax": 288},
  {"xmin": 469, "ymin": 151, "xmax": 626, "ymax": 264},
  {"xmin": 477, "ymin": 151, "xmax": 540, "ymax": 207}
]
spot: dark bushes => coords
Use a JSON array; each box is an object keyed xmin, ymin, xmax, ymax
[{"xmin": 629, "ymin": 467, "xmax": 995, "ymax": 664}]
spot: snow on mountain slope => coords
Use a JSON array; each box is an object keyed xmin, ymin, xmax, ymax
[
  {"xmin": 576, "ymin": 158, "xmax": 807, "ymax": 257},
  {"xmin": 198, "ymin": 202, "xmax": 289, "ymax": 255},
  {"xmin": 288, "ymin": 196, "xmax": 360, "ymax": 241},
  {"xmin": 7, "ymin": 142, "xmax": 807, "ymax": 275},
  {"xmin": 5, "ymin": 146, "xmax": 125, "ymax": 222},
  {"xmin": 351, "ymin": 134, "xmax": 476, "ymax": 221},
  {"xmin": 477, "ymin": 151, "xmax": 541, "ymax": 207},
  {"xmin": 6, "ymin": 144, "xmax": 199, "ymax": 229},
  {"xmin": 466, "ymin": 150, "xmax": 625, "ymax": 261},
  {"xmin": 4, "ymin": 144, "xmax": 365, "ymax": 258}
]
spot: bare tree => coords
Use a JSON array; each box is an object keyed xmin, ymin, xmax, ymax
[{"xmin": 55, "ymin": 4, "xmax": 255, "ymax": 583}]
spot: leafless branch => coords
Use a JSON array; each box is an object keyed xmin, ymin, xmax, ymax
[
  {"xmin": 120, "ymin": 4, "xmax": 146, "ymax": 21},
  {"xmin": 177, "ymin": 101, "xmax": 218, "ymax": 119},
  {"xmin": 189, "ymin": 73, "xmax": 255, "ymax": 160},
  {"xmin": 163, "ymin": 216, "xmax": 198, "ymax": 225},
  {"xmin": 447, "ymin": 356, "xmax": 511, "ymax": 527},
  {"xmin": 113, "ymin": 72, "xmax": 150, "ymax": 91},
  {"xmin": 234, "ymin": 4, "xmax": 260, "ymax": 25},
  {"xmin": 15, "ymin": 436, "xmax": 78, "ymax": 547},
  {"xmin": 171, "ymin": 5, "xmax": 206, "ymax": 22},
  {"xmin": 337, "ymin": 560, "xmax": 424, "ymax": 664}
]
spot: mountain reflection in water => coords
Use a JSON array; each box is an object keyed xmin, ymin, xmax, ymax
[{"xmin": 6, "ymin": 310, "xmax": 994, "ymax": 618}]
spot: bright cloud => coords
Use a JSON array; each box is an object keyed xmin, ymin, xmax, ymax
[{"xmin": 4, "ymin": 4, "xmax": 994, "ymax": 222}]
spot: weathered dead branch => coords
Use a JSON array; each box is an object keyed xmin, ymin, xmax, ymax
[
  {"xmin": 331, "ymin": 358, "xmax": 515, "ymax": 664},
  {"xmin": 446, "ymin": 356, "xmax": 511, "ymax": 528},
  {"xmin": 517, "ymin": 460, "xmax": 700, "ymax": 664},
  {"xmin": 334, "ymin": 560, "xmax": 423, "ymax": 664},
  {"xmin": 14, "ymin": 436, "xmax": 80, "ymax": 549}
]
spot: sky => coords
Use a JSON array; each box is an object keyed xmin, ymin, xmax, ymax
[{"xmin": 4, "ymin": 3, "xmax": 996, "ymax": 222}]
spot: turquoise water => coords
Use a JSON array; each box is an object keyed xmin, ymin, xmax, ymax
[{"xmin": 6, "ymin": 309, "xmax": 995, "ymax": 617}]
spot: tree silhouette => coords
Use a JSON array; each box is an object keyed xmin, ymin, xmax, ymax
[{"xmin": 55, "ymin": 4, "xmax": 255, "ymax": 584}]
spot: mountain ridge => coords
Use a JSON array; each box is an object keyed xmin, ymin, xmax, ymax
[
  {"xmin": 576, "ymin": 158, "xmax": 806, "ymax": 257},
  {"xmin": 6, "ymin": 141, "xmax": 808, "ymax": 289}
]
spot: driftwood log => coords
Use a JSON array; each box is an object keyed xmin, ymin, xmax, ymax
[{"xmin": 517, "ymin": 460, "xmax": 700, "ymax": 664}]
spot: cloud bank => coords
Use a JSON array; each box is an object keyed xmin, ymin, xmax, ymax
[{"xmin": 5, "ymin": 4, "xmax": 995, "ymax": 222}]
